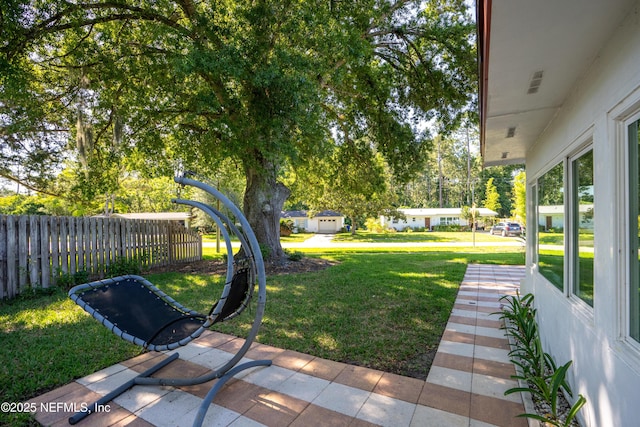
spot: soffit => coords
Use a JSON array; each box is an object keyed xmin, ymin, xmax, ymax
[{"xmin": 480, "ymin": 0, "xmax": 635, "ymax": 166}]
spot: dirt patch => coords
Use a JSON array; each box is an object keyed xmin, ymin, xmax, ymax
[{"xmin": 397, "ymin": 348, "xmax": 438, "ymax": 380}]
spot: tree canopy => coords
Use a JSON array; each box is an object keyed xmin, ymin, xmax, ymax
[{"xmin": 1, "ymin": 0, "xmax": 478, "ymax": 260}]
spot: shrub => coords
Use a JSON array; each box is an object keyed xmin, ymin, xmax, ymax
[
  {"xmin": 498, "ymin": 293, "xmax": 586, "ymax": 426},
  {"xmin": 280, "ymin": 219, "xmax": 294, "ymax": 236},
  {"xmin": 106, "ymin": 255, "xmax": 146, "ymax": 277},
  {"xmin": 365, "ymin": 218, "xmax": 384, "ymax": 233},
  {"xmin": 56, "ymin": 269, "xmax": 89, "ymax": 290},
  {"xmin": 432, "ymin": 224, "xmax": 466, "ymax": 232},
  {"xmin": 285, "ymin": 250, "xmax": 304, "ymax": 261}
]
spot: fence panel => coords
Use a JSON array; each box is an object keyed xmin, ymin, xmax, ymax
[{"xmin": 0, "ymin": 215, "xmax": 202, "ymax": 300}]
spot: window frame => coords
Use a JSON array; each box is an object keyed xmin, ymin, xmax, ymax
[
  {"xmin": 625, "ymin": 111, "xmax": 640, "ymax": 344},
  {"xmin": 568, "ymin": 144, "xmax": 595, "ymax": 308},
  {"xmin": 608, "ymin": 86, "xmax": 640, "ymax": 365},
  {"xmin": 536, "ymin": 160, "xmax": 567, "ymax": 293}
]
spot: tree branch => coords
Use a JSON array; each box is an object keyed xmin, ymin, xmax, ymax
[
  {"xmin": 0, "ymin": 173, "xmax": 61, "ymax": 197},
  {"xmin": 3, "ymin": 2, "xmax": 195, "ymax": 60}
]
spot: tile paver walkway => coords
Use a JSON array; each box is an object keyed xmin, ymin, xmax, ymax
[{"xmin": 30, "ymin": 264, "xmax": 527, "ymax": 427}]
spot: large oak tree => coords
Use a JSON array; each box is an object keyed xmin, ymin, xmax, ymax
[{"xmin": 1, "ymin": 0, "xmax": 477, "ymax": 261}]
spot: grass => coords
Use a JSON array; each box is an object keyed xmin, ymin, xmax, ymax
[
  {"xmin": 333, "ymin": 230, "xmax": 517, "ymax": 243},
  {"xmin": 203, "ymin": 232, "xmax": 314, "ymax": 243},
  {"xmin": 0, "ymin": 292, "xmax": 142, "ymax": 425},
  {"xmin": 0, "ymin": 246, "xmax": 524, "ymax": 425},
  {"xmin": 538, "ymin": 249, "xmax": 594, "ymax": 305}
]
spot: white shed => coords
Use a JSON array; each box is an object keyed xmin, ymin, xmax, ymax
[{"xmin": 281, "ymin": 210, "xmax": 344, "ymax": 234}]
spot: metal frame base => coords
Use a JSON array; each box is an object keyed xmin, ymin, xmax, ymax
[{"xmin": 68, "ymin": 352, "xmax": 271, "ymax": 426}]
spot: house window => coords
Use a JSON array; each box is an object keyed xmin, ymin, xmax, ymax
[
  {"xmin": 628, "ymin": 118, "xmax": 640, "ymax": 342},
  {"xmin": 441, "ymin": 217, "xmax": 459, "ymax": 225},
  {"xmin": 571, "ymin": 148, "xmax": 594, "ymax": 306},
  {"xmin": 537, "ymin": 161, "xmax": 565, "ymax": 291}
]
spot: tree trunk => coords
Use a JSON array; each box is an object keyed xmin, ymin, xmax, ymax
[{"xmin": 243, "ymin": 161, "xmax": 290, "ymax": 263}]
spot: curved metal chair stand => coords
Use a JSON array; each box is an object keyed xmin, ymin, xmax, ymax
[{"xmin": 67, "ymin": 175, "xmax": 270, "ymax": 426}]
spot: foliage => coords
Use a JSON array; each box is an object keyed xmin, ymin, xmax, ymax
[
  {"xmin": 0, "ymin": 175, "xmax": 191, "ymax": 216},
  {"xmin": 395, "ymin": 126, "xmax": 483, "ymax": 209},
  {"xmin": 539, "ymin": 162, "xmax": 565, "ymax": 206},
  {"xmin": 483, "ymin": 177, "xmax": 501, "ymax": 214},
  {"xmin": 284, "ymin": 249, "xmax": 304, "ymax": 261},
  {"xmin": 55, "ymin": 269, "xmax": 89, "ymax": 290},
  {"xmin": 1, "ymin": 0, "xmax": 478, "ymax": 261},
  {"xmin": 105, "ymin": 255, "xmax": 147, "ymax": 277},
  {"xmin": 365, "ymin": 217, "xmax": 385, "ymax": 233},
  {"xmin": 280, "ymin": 219, "xmax": 294, "ymax": 236},
  {"xmin": 460, "ymin": 204, "xmax": 479, "ymax": 226},
  {"xmin": 498, "ymin": 293, "xmax": 586, "ymax": 426},
  {"xmin": 480, "ymin": 165, "xmax": 524, "ymax": 217},
  {"xmin": 512, "ymin": 171, "xmax": 526, "ymax": 224},
  {"xmin": 0, "ymin": 194, "xmax": 48, "ymax": 215},
  {"xmin": 287, "ymin": 140, "xmax": 399, "ymax": 232},
  {"xmin": 432, "ymin": 224, "xmax": 466, "ymax": 232}
]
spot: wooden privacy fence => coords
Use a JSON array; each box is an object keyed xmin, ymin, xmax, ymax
[{"xmin": 0, "ymin": 215, "xmax": 202, "ymax": 300}]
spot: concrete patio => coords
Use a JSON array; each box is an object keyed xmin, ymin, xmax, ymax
[{"xmin": 29, "ymin": 264, "xmax": 528, "ymax": 427}]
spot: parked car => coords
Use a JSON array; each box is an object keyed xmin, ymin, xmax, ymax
[{"xmin": 490, "ymin": 222, "xmax": 522, "ymax": 237}]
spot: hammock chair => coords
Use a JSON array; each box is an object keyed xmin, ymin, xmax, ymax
[{"xmin": 67, "ymin": 174, "xmax": 270, "ymax": 426}]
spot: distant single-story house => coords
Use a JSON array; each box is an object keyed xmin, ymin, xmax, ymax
[
  {"xmin": 281, "ymin": 210, "xmax": 344, "ymax": 233},
  {"xmin": 380, "ymin": 207, "xmax": 498, "ymax": 231},
  {"xmin": 538, "ymin": 205, "xmax": 594, "ymax": 231},
  {"xmin": 478, "ymin": 1, "xmax": 640, "ymax": 425}
]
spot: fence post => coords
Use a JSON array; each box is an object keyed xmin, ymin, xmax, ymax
[
  {"xmin": 97, "ymin": 218, "xmax": 104, "ymax": 278},
  {"xmin": 6, "ymin": 217, "xmax": 17, "ymax": 296},
  {"xmin": 29, "ymin": 215, "xmax": 40, "ymax": 287},
  {"xmin": 69, "ymin": 217, "xmax": 77, "ymax": 275},
  {"xmin": 50, "ymin": 216, "xmax": 60, "ymax": 286},
  {"xmin": 167, "ymin": 222, "xmax": 174, "ymax": 264},
  {"xmin": 59, "ymin": 217, "xmax": 69, "ymax": 277},
  {"xmin": 39, "ymin": 216, "xmax": 50, "ymax": 288},
  {"xmin": 18, "ymin": 216, "xmax": 28, "ymax": 293}
]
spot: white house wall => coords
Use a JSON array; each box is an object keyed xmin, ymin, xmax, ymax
[
  {"xmin": 386, "ymin": 215, "xmax": 466, "ymax": 231},
  {"xmin": 523, "ymin": 4, "xmax": 640, "ymax": 425},
  {"xmin": 285, "ymin": 216, "xmax": 344, "ymax": 233}
]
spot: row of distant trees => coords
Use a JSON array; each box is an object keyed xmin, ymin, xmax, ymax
[{"xmin": 1, "ymin": 151, "xmax": 526, "ymax": 230}]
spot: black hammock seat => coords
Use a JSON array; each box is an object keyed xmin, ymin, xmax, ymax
[{"xmin": 67, "ymin": 174, "xmax": 271, "ymax": 427}]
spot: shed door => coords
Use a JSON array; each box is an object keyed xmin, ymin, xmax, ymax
[{"xmin": 424, "ymin": 217, "xmax": 431, "ymax": 230}]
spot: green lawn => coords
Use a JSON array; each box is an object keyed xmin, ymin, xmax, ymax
[
  {"xmin": 202, "ymin": 232, "xmax": 314, "ymax": 243},
  {"xmin": 538, "ymin": 249, "xmax": 594, "ymax": 305},
  {"xmin": 538, "ymin": 231, "xmax": 595, "ymax": 248},
  {"xmin": 0, "ymin": 247, "xmax": 524, "ymax": 425},
  {"xmin": 334, "ymin": 230, "xmax": 518, "ymax": 243}
]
